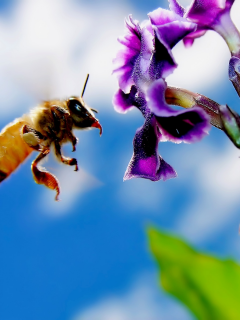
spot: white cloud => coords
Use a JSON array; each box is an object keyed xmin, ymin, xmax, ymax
[
  {"xmin": 38, "ymin": 159, "xmax": 103, "ymax": 215},
  {"xmin": 0, "ymin": 0, "xmax": 234, "ymax": 120},
  {"xmin": 0, "ymin": 0, "xmax": 133, "ymax": 118},
  {"xmin": 117, "ymin": 177, "xmax": 168, "ymax": 213},
  {"xmin": 72, "ymin": 274, "xmax": 193, "ymax": 320},
  {"xmin": 176, "ymin": 142, "xmax": 240, "ymax": 243},
  {"xmin": 229, "ymin": 0, "xmax": 240, "ymax": 31},
  {"xmin": 168, "ymin": 29, "xmax": 230, "ymax": 93}
]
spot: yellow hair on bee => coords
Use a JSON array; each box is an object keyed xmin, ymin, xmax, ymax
[
  {"xmin": 0, "ymin": 118, "xmax": 33, "ymax": 181},
  {"xmin": 29, "ymin": 100, "xmax": 67, "ymax": 136}
]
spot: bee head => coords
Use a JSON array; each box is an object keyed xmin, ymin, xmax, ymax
[{"xmin": 67, "ymin": 75, "xmax": 102, "ymax": 135}]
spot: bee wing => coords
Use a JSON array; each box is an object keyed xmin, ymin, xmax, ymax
[{"xmin": 0, "ymin": 118, "xmax": 33, "ymax": 182}]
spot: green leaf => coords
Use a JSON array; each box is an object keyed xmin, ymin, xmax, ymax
[{"xmin": 147, "ymin": 227, "xmax": 240, "ymax": 320}]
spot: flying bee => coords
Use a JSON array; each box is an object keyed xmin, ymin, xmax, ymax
[{"xmin": 0, "ymin": 74, "xmax": 102, "ymax": 200}]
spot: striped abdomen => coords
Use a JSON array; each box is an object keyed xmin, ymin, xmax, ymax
[{"xmin": 0, "ymin": 118, "xmax": 33, "ymax": 182}]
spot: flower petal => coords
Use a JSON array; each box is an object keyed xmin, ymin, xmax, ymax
[
  {"xmin": 156, "ymin": 108, "xmax": 210, "ymax": 143},
  {"xmin": 168, "ymin": 0, "xmax": 185, "ymax": 17},
  {"xmin": 168, "ymin": 0, "xmax": 236, "ymax": 48},
  {"xmin": 124, "ymin": 115, "xmax": 177, "ymax": 181},
  {"xmin": 186, "ymin": 0, "xmax": 234, "ymax": 26},
  {"xmin": 228, "ymin": 56, "xmax": 240, "ymax": 97},
  {"xmin": 147, "ymin": 9, "xmax": 196, "ymax": 79},
  {"xmin": 112, "ymin": 86, "xmax": 138, "ymax": 113},
  {"xmin": 182, "ymin": 29, "xmax": 207, "ymax": 48},
  {"xmin": 148, "ymin": 8, "xmax": 197, "ymax": 49},
  {"xmin": 113, "ymin": 16, "xmax": 141, "ymax": 93},
  {"xmin": 146, "ymin": 78, "xmax": 174, "ymax": 116},
  {"xmin": 132, "ymin": 26, "xmax": 154, "ymax": 90},
  {"xmin": 147, "ymin": 79, "xmax": 210, "ymax": 143},
  {"xmin": 148, "ymin": 30, "xmax": 177, "ymax": 81}
]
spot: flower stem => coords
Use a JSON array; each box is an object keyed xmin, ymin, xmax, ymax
[
  {"xmin": 212, "ymin": 12, "xmax": 240, "ymax": 58},
  {"xmin": 165, "ymin": 86, "xmax": 223, "ymax": 129}
]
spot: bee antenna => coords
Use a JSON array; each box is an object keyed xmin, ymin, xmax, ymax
[{"xmin": 81, "ymin": 74, "xmax": 89, "ymax": 97}]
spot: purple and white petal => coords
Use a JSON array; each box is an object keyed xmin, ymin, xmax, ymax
[
  {"xmin": 183, "ymin": 29, "xmax": 207, "ymax": 47},
  {"xmin": 113, "ymin": 16, "xmax": 141, "ymax": 93},
  {"xmin": 124, "ymin": 115, "xmax": 177, "ymax": 181},
  {"xmin": 112, "ymin": 86, "xmax": 138, "ymax": 113},
  {"xmin": 168, "ymin": 0, "xmax": 185, "ymax": 17},
  {"xmin": 132, "ymin": 26, "xmax": 154, "ymax": 90},
  {"xmin": 147, "ymin": 79, "xmax": 210, "ymax": 143},
  {"xmin": 147, "ymin": 8, "xmax": 196, "ymax": 78},
  {"xmin": 156, "ymin": 108, "xmax": 210, "ymax": 143},
  {"xmin": 168, "ymin": 0, "xmax": 237, "ymax": 50},
  {"xmin": 131, "ymin": 20, "xmax": 179, "ymax": 89},
  {"xmin": 148, "ymin": 30, "xmax": 177, "ymax": 81},
  {"xmin": 186, "ymin": 0, "xmax": 234, "ymax": 26},
  {"xmin": 148, "ymin": 8, "xmax": 197, "ymax": 49},
  {"xmin": 146, "ymin": 78, "xmax": 174, "ymax": 116}
]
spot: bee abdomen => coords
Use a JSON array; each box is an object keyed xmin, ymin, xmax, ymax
[{"xmin": 0, "ymin": 119, "xmax": 33, "ymax": 181}]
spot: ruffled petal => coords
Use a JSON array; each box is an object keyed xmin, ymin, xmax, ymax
[
  {"xmin": 183, "ymin": 29, "xmax": 207, "ymax": 48},
  {"xmin": 147, "ymin": 9, "xmax": 196, "ymax": 79},
  {"xmin": 132, "ymin": 21, "xmax": 178, "ymax": 88},
  {"xmin": 146, "ymin": 78, "xmax": 175, "ymax": 116},
  {"xmin": 156, "ymin": 108, "xmax": 210, "ymax": 143},
  {"xmin": 147, "ymin": 79, "xmax": 210, "ymax": 143},
  {"xmin": 228, "ymin": 56, "xmax": 240, "ymax": 97},
  {"xmin": 132, "ymin": 26, "xmax": 154, "ymax": 90},
  {"xmin": 186, "ymin": 0, "xmax": 234, "ymax": 26},
  {"xmin": 113, "ymin": 16, "xmax": 141, "ymax": 93},
  {"xmin": 112, "ymin": 86, "xmax": 138, "ymax": 113},
  {"xmin": 168, "ymin": 0, "xmax": 236, "ymax": 48},
  {"xmin": 149, "ymin": 8, "xmax": 197, "ymax": 49},
  {"xmin": 124, "ymin": 115, "xmax": 177, "ymax": 181},
  {"xmin": 151, "ymin": 29, "xmax": 177, "ymax": 80},
  {"xmin": 168, "ymin": 0, "xmax": 185, "ymax": 17}
]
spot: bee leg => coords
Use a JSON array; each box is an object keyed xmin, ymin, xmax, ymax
[
  {"xmin": 51, "ymin": 106, "xmax": 78, "ymax": 152},
  {"xmin": 68, "ymin": 132, "xmax": 78, "ymax": 152},
  {"xmin": 22, "ymin": 125, "xmax": 45, "ymax": 151},
  {"xmin": 31, "ymin": 149, "xmax": 60, "ymax": 201},
  {"xmin": 54, "ymin": 140, "xmax": 78, "ymax": 171}
]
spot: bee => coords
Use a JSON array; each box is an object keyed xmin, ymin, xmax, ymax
[{"xmin": 0, "ymin": 74, "xmax": 102, "ymax": 200}]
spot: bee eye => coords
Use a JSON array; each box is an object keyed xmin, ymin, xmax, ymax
[{"xmin": 68, "ymin": 99, "xmax": 85, "ymax": 115}]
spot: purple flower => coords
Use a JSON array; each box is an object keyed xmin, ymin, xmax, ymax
[
  {"xmin": 124, "ymin": 114, "xmax": 177, "ymax": 181},
  {"xmin": 113, "ymin": 9, "xmax": 197, "ymax": 93},
  {"xmin": 113, "ymin": 84, "xmax": 178, "ymax": 181},
  {"xmin": 169, "ymin": 0, "xmax": 240, "ymax": 54},
  {"xmin": 113, "ymin": 8, "xmax": 210, "ymax": 182}
]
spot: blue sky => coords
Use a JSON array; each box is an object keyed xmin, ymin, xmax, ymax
[{"xmin": 0, "ymin": 0, "xmax": 240, "ymax": 319}]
